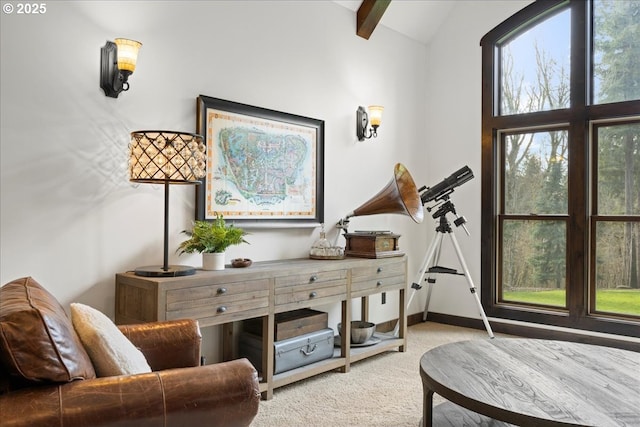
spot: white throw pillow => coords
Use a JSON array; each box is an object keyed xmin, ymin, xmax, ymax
[{"xmin": 70, "ymin": 303, "xmax": 151, "ymax": 377}]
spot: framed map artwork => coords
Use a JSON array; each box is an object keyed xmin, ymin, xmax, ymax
[{"xmin": 196, "ymin": 95, "xmax": 324, "ymax": 227}]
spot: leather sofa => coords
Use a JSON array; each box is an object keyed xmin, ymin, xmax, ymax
[{"xmin": 0, "ymin": 277, "xmax": 260, "ymax": 427}]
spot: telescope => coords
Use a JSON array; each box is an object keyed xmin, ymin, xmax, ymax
[{"xmin": 419, "ymin": 166, "xmax": 473, "ymax": 204}]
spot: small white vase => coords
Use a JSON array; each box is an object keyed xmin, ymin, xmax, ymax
[{"xmin": 202, "ymin": 252, "xmax": 225, "ymax": 271}]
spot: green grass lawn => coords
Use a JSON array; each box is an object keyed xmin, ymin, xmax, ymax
[{"xmin": 503, "ymin": 289, "xmax": 640, "ymax": 316}]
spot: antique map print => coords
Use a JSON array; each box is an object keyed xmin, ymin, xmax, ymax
[{"xmin": 204, "ymin": 108, "xmax": 317, "ymax": 220}]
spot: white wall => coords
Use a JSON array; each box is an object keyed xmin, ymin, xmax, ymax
[
  {"xmin": 416, "ymin": 0, "xmax": 532, "ymax": 320},
  {"xmin": 1, "ymin": 0, "xmax": 530, "ymax": 361}
]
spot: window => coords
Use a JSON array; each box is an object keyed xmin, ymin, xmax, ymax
[{"xmin": 481, "ymin": 0, "xmax": 640, "ymax": 337}]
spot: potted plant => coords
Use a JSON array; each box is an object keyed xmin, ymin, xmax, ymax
[{"xmin": 178, "ymin": 214, "xmax": 249, "ymax": 270}]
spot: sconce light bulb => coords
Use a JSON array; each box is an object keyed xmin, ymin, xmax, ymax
[
  {"xmin": 368, "ymin": 105, "xmax": 384, "ymax": 127},
  {"xmin": 114, "ymin": 38, "xmax": 142, "ymax": 73}
]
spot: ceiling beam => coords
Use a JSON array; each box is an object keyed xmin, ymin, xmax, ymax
[{"xmin": 356, "ymin": 0, "xmax": 392, "ymax": 40}]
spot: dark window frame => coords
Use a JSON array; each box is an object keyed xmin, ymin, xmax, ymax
[{"xmin": 480, "ymin": 0, "xmax": 640, "ymax": 338}]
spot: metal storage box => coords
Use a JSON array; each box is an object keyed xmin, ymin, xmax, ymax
[{"xmin": 240, "ymin": 328, "xmax": 334, "ymax": 374}]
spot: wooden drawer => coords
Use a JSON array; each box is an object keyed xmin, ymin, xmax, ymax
[
  {"xmin": 351, "ymin": 259, "xmax": 406, "ymax": 298},
  {"xmin": 165, "ymin": 278, "xmax": 270, "ymax": 325},
  {"xmin": 350, "ymin": 260, "xmax": 405, "ymax": 281},
  {"xmin": 274, "ymin": 269, "xmax": 347, "ymax": 311},
  {"xmin": 275, "ymin": 269, "xmax": 347, "ymax": 288},
  {"xmin": 351, "ymin": 273, "xmax": 406, "ymax": 298}
]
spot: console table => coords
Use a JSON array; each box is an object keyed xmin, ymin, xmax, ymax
[
  {"xmin": 420, "ymin": 338, "xmax": 640, "ymax": 426},
  {"xmin": 115, "ymin": 256, "xmax": 407, "ymax": 399}
]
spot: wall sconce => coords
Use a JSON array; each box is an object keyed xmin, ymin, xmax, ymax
[
  {"xmin": 356, "ymin": 105, "xmax": 384, "ymax": 141},
  {"xmin": 100, "ymin": 38, "xmax": 142, "ymax": 98}
]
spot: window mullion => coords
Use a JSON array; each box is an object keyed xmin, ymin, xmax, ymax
[{"xmin": 571, "ymin": 0, "xmax": 588, "ymax": 110}]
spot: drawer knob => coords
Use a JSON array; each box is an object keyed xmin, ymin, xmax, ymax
[
  {"xmin": 217, "ymin": 287, "xmax": 227, "ymax": 294},
  {"xmin": 377, "ymin": 267, "xmax": 383, "ymax": 273},
  {"xmin": 377, "ymin": 281, "xmax": 383, "ymax": 287},
  {"xmin": 309, "ymin": 275, "xmax": 318, "ymax": 283},
  {"xmin": 217, "ymin": 306, "xmax": 227, "ymax": 313},
  {"xmin": 309, "ymin": 291, "xmax": 317, "ymax": 298}
]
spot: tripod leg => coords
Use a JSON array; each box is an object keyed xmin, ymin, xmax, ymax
[
  {"xmin": 389, "ymin": 231, "xmax": 442, "ymax": 337},
  {"xmin": 406, "ymin": 231, "xmax": 443, "ymax": 311},
  {"xmin": 448, "ymin": 232, "xmax": 495, "ymax": 339},
  {"xmin": 423, "ymin": 234, "xmax": 443, "ymax": 321}
]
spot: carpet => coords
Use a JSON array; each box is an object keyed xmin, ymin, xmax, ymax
[{"xmin": 252, "ymin": 322, "xmax": 503, "ymax": 427}]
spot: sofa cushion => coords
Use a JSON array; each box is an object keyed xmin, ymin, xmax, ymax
[
  {"xmin": 70, "ymin": 303, "xmax": 151, "ymax": 377},
  {"xmin": 0, "ymin": 277, "xmax": 96, "ymax": 388}
]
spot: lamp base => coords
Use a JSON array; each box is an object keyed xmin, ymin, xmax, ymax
[{"xmin": 134, "ymin": 265, "xmax": 196, "ymax": 277}]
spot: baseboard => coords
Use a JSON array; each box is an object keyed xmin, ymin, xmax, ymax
[
  {"xmin": 376, "ymin": 313, "xmax": 484, "ymax": 333},
  {"xmin": 408, "ymin": 312, "xmax": 486, "ymax": 330},
  {"xmin": 406, "ymin": 312, "xmax": 640, "ymax": 352}
]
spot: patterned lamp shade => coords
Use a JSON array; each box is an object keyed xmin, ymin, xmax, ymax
[
  {"xmin": 128, "ymin": 130, "xmax": 206, "ymax": 277},
  {"xmin": 129, "ymin": 131, "xmax": 206, "ymax": 184}
]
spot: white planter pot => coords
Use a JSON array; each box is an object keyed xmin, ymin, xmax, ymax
[{"xmin": 202, "ymin": 252, "xmax": 225, "ymax": 271}]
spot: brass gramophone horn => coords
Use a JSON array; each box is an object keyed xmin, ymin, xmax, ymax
[{"xmin": 346, "ymin": 163, "xmax": 424, "ymax": 224}]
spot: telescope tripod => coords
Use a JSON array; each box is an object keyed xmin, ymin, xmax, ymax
[{"xmin": 403, "ymin": 199, "xmax": 494, "ymax": 338}]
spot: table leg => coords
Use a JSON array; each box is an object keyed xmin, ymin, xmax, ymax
[{"xmin": 423, "ymin": 389, "xmax": 434, "ymax": 427}]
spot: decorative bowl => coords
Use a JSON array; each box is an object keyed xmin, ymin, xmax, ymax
[
  {"xmin": 338, "ymin": 320, "xmax": 376, "ymax": 344},
  {"xmin": 231, "ymin": 258, "xmax": 252, "ymax": 268}
]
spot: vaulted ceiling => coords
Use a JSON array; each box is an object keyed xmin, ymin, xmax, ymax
[{"xmin": 334, "ymin": 0, "xmax": 455, "ymax": 45}]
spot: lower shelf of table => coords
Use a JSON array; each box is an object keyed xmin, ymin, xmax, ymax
[
  {"xmin": 256, "ymin": 333, "xmax": 405, "ymax": 395},
  {"xmin": 348, "ymin": 335, "xmax": 405, "ymax": 362},
  {"xmin": 421, "ymin": 401, "xmax": 515, "ymax": 427}
]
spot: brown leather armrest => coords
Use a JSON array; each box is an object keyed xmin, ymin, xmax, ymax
[
  {"xmin": 0, "ymin": 358, "xmax": 260, "ymax": 427},
  {"xmin": 118, "ymin": 319, "xmax": 201, "ymax": 370}
]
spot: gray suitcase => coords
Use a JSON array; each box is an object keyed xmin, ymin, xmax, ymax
[{"xmin": 240, "ymin": 328, "xmax": 334, "ymax": 374}]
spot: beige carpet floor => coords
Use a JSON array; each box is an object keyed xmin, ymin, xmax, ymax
[{"xmin": 252, "ymin": 322, "xmax": 505, "ymax": 427}]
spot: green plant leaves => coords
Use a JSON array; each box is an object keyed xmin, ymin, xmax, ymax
[{"xmin": 178, "ymin": 214, "xmax": 248, "ymax": 254}]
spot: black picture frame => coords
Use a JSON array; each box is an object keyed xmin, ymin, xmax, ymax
[{"xmin": 196, "ymin": 95, "xmax": 324, "ymax": 227}]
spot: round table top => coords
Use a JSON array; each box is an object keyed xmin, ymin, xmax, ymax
[{"xmin": 420, "ymin": 338, "xmax": 640, "ymax": 427}]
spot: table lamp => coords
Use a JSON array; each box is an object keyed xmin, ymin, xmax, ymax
[{"xmin": 129, "ymin": 130, "xmax": 206, "ymax": 277}]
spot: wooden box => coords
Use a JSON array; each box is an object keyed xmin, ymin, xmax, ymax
[
  {"xmin": 344, "ymin": 231, "xmax": 403, "ymax": 258},
  {"xmin": 244, "ymin": 308, "xmax": 328, "ymax": 341}
]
